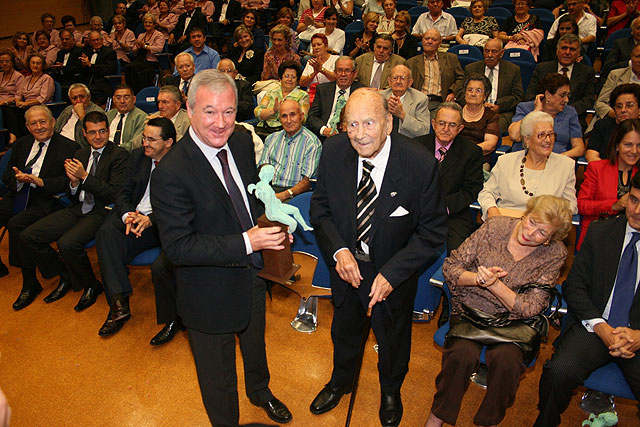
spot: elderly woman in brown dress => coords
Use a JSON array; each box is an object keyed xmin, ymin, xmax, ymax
[
  {"xmin": 425, "ymin": 195, "xmax": 571, "ymax": 427},
  {"xmin": 461, "ymin": 73, "xmax": 500, "ymax": 159}
]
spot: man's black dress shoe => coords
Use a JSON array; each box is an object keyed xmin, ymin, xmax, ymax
[
  {"xmin": 12, "ymin": 287, "xmax": 42, "ymax": 310},
  {"xmin": 74, "ymin": 286, "xmax": 102, "ymax": 312},
  {"xmin": 310, "ymin": 384, "xmax": 351, "ymax": 415},
  {"xmin": 149, "ymin": 320, "xmax": 184, "ymax": 346},
  {"xmin": 0, "ymin": 260, "xmax": 9, "ymax": 278},
  {"xmin": 98, "ymin": 299, "xmax": 131, "ymax": 336},
  {"xmin": 251, "ymin": 397, "xmax": 292, "ymax": 424},
  {"xmin": 43, "ymin": 279, "xmax": 71, "ymax": 303},
  {"xmin": 379, "ymin": 392, "xmax": 403, "ymax": 427}
]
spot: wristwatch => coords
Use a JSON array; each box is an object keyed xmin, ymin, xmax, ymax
[{"xmin": 287, "ymin": 189, "xmax": 294, "ymax": 198}]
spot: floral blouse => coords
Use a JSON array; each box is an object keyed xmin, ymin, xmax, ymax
[
  {"xmin": 460, "ymin": 16, "xmax": 499, "ymax": 36},
  {"xmin": 261, "ymin": 49, "xmax": 301, "ymax": 81},
  {"xmin": 254, "ymin": 86, "xmax": 310, "ymax": 128}
]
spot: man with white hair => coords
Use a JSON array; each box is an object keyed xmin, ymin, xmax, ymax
[
  {"xmin": 54, "ymin": 83, "xmax": 104, "ymax": 147},
  {"xmin": 381, "ymin": 64, "xmax": 430, "ymax": 138}
]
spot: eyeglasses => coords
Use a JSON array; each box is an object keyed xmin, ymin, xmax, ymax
[
  {"xmin": 435, "ymin": 120, "xmax": 460, "ymax": 129},
  {"xmin": 536, "ymin": 132, "xmax": 556, "ymax": 140},
  {"xmin": 390, "ymin": 75, "xmax": 408, "ymax": 82},
  {"xmin": 86, "ymin": 129, "xmax": 108, "ymax": 137},
  {"xmin": 615, "ymin": 102, "xmax": 637, "ymax": 109},
  {"xmin": 142, "ymin": 136, "xmax": 163, "ymax": 143},
  {"xmin": 466, "ymin": 87, "xmax": 484, "ymax": 94},
  {"xmin": 335, "ymin": 68, "xmax": 354, "ymax": 75}
]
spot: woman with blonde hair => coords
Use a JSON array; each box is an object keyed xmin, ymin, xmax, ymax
[
  {"xmin": 261, "ymin": 24, "xmax": 301, "ymax": 81},
  {"xmin": 346, "ymin": 12, "xmax": 379, "ymax": 58}
]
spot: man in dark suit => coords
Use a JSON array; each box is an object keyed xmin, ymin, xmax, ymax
[
  {"xmin": 78, "ymin": 31, "xmax": 118, "ymax": 106},
  {"xmin": 458, "ymin": 39, "xmax": 523, "ymax": 135},
  {"xmin": 308, "ymin": 88, "xmax": 448, "ymax": 427},
  {"xmin": 124, "ymin": 0, "xmax": 145, "ymax": 30},
  {"xmin": 535, "ymin": 174, "xmax": 640, "ymax": 427},
  {"xmin": 600, "ymin": 17, "xmax": 640, "ymax": 86},
  {"xmin": 150, "ymin": 70, "xmax": 292, "ymax": 426},
  {"xmin": 164, "ymin": 52, "xmax": 195, "ymax": 102},
  {"xmin": 525, "ymin": 34, "xmax": 595, "ymax": 130},
  {"xmin": 210, "ymin": 0, "xmax": 243, "ymax": 51},
  {"xmin": 5, "ymin": 106, "xmax": 79, "ymax": 310},
  {"xmin": 48, "ymin": 29, "xmax": 82, "ymax": 100},
  {"xmin": 169, "ymin": 0, "xmax": 208, "ymax": 54},
  {"xmin": 95, "ymin": 118, "xmax": 176, "ymax": 336},
  {"xmin": 307, "ymin": 56, "xmax": 363, "ymax": 140},
  {"xmin": 22, "ymin": 111, "xmax": 128, "ymax": 312},
  {"xmin": 217, "ymin": 58, "xmax": 254, "ymax": 122},
  {"xmin": 415, "ymin": 102, "xmax": 483, "ymax": 252}
]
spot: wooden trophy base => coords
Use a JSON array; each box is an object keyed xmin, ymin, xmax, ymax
[{"xmin": 256, "ymin": 214, "xmax": 300, "ymax": 285}]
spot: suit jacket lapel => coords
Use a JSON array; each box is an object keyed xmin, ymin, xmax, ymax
[
  {"xmin": 228, "ymin": 133, "xmax": 261, "ymax": 220},
  {"xmin": 369, "ymin": 138, "xmax": 402, "ymax": 240},
  {"xmin": 344, "ymin": 147, "xmax": 358, "ymax": 234},
  {"xmin": 94, "ymin": 143, "xmax": 113, "ymax": 177},
  {"xmin": 602, "ymin": 217, "xmax": 628, "ymax": 305}
]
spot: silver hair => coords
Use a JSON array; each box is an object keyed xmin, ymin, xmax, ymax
[
  {"xmin": 68, "ymin": 83, "xmax": 90, "ymax": 98},
  {"xmin": 187, "ymin": 69, "xmax": 238, "ymax": 111},
  {"xmin": 520, "ymin": 111, "xmax": 554, "ymax": 148},
  {"xmin": 558, "ymin": 33, "xmax": 582, "ymax": 51},
  {"xmin": 159, "ymin": 85, "xmax": 183, "ymax": 104},
  {"xmin": 142, "ymin": 13, "xmax": 157, "ymax": 24},
  {"xmin": 89, "ymin": 16, "xmax": 104, "ymax": 27},
  {"xmin": 334, "ymin": 55, "xmax": 356, "ymax": 72},
  {"xmin": 24, "ymin": 105, "xmax": 53, "ymax": 122},
  {"xmin": 175, "ymin": 52, "xmax": 194, "ymax": 64},
  {"xmin": 434, "ymin": 102, "xmax": 462, "ymax": 121}
]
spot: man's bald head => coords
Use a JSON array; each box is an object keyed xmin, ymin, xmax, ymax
[{"xmin": 217, "ymin": 58, "xmax": 238, "ymax": 78}]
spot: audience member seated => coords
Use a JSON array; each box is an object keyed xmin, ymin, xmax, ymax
[
  {"xmin": 107, "ymin": 2, "xmax": 128, "ymax": 33},
  {"xmin": 107, "ymin": 85, "xmax": 147, "ymax": 151},
  {"xmin": 274, "ymin": 7, "xmax": 300, "ymax": 52},
  {"xmin": 412, "ymin": 0, "xmax": 457, "ymax": 42},
  {"xmin": 313, "ymin": 7, "xmax": 345, "ymax": 54},
  {"xmin": 21, "ymin": 111, "xmax": 128, "ymax": 312},
  {"xmin": 459, "ymin": 74, "xmax": 500, "ymax": 158},
  {"xmin": 178, "ymin": 27, "xmax": 220, "ymax": 74},
  {"xmin": 601, "ymin": 17, "xmax": 640, "ymax": 86},
  {"xmin": 300, "ymin": 34, "xmax": 338, "ymax": 102},
  {"xmin": 455, "ymin": 0, "xmax": 499, "ymax": 47},
  {"xmin": 125, "ymin": 0, "xmax": 146, "ymax": 30},
  {"xmin": 261, "ymin": 25, "xmax": 301, "ymax": 81},
  {"xmin": 156, "ymin": 0, "xmax": 179, "ymax": 39},
  {"xmin": 6, "ymin": 106, "xmax": 78, "ymax": 310},
  {"xmin": 425, "ymin": 195, "xmax": 571, "ymax": 427},
  {"xmin": 54, "ymin": 84, "xmax": 104, "ymax": 147},
  {"xmin": 482, "ymin": 111, "xmax": 578, "ymax": 219},
  {"xmin": 240, "ymin": 0, "xmax": 269, "ymax": 10},
  {"xmin": 331, "ymin": 0, "xmax": 354, "ymax": 29},
  {"xmin": 124, "ymin": 13, "xmax": 165, "ymax": 94},
  {"xmin": 95, "ymin": 117, "xmax": 176, "ymax": 336},
  {"xmin": 240, "ymin": 10, "xmax": 266, "ymax": 51},
  {"xmin": 78, "ymin": 31, "xmax": 118, "ymax": 106},
  {"xmin": 391, "ymin": 11, "xmax": 418, "ymax": 59},
  {"xmin": 381, "ymin": 64, "xmax": 430, "ymax": 138},
  {"xmin": 255, "ymin": 61, "xmax": 310, "ymax": 136},
  {"xmin": 105, "ymin": 15, "xmax": 136, "ymax": 68},
  {"xmin": 415, "ymin": 102, "xmax": 484, "ymax": 251},
  {"xmin": 298, "ymin": 0, "xmax": 329, "ymax": 42},
  {"xmin": 587, "ymin": 84, "xmax": 640, "ymax": 162},
  {"xmin": 460, "ymin": 38, "xmax": 523, "ymax": 135},
  {"xmin": 606, "ymin": 0, "xmax": 640, "ymax": 37},
  {"xmin": 217, "ymin": 59, "xmax": 255, "ymax": 121},
  {"xmin": 407, "ymin": 29, "xmax": 464, "ymax": 116},
  {"xmin": 259, "ymin": 99, "xmax": 321, "ymax": 201},
  {"xmin": 526, "ymin": 34, "xmax": 595, "ymax": 130},
  {"xmin": 538, "ymin": 14, "xmax": 584, "ymax": 64},
  {"xmin": 0, "ymin": 50, "xmax": 25, "ymax": 118},
  {"xmin": 10, "ymin": 32, "xmax": 33, "ymax": 74},
  {"xmin": 149, "ymin": 252, "xmax": 182, "ymax": 346},
  {"xmin": 166, "ymin": 52, "xmax": 195, "ymax": 101},
  {"xmin": 377, "ymin": 0, "xmax": 397, "ymax": 34},
  {"xmin": 512, "ymin": 73, "xmax": 585, "ymax": 159},
  {"xmin": 34, "ymin": 13, "xmax": 61, "ymax": 49},
  {"xmin": 34, "ymin": 31, "xmax": 59, "ymax": 69},
  {"xmin": 2, "ymin": 54, "xmax": 55, "ymax": 139},
  {"xmin": 577, "ymin": 119, "xmax": 640, "ymax": 250},
  {"xmin": 195, "ymin": 0, "xmax": 214, "ymax": 20},
  {"xmin": 141, "ymin": 0, "xmax": 161, "ymax": 18},
  {"xmin": 49, "ymin": 30, "xmax": 83, "ymax": 97},
  {"xmin": 307, "ymin": 56, "xmax": 362, "ymax": 139},
  {"xmin": 535, "ymin": 174, "xmax": 640, "ymax": 427},
  {"xmin": 168, "ymin": 0, "xmax": 208, "ymax": 54},
  {"xmin": 61, "ymin": 15, "xmax": 83, "ymax": 45},
  {"xmin": 79, "ymin": 16, "xmax": 110, "ymax": 48},
  {"xmin": 596, "ymin": 45, "xmax": 640, "ymax": 124},
  {"xmin": 168, "ymin": 0, "xmax": 186, "ymax": 15},
  {"xmin": 226, "ymin": 25, "xmax": 265, "ymax": 84},
  {"xmin": 547, "ymin": 0, "xmax": 596, "ymax": 45},
  {"xmin": 209, "ymin": 0, "xmax": 242, "ymax": 51},
  {"xmin": 498, "ymin": 0, "xmax": 544, "ymax": 59},
  {"xmin": 363, "ymin": 0, "xmax": 384, "ymax": 15},
  {"xmin": 346, "ymin": 12, "xmax": 379, "ymax": 59},
  {"xmin": 354, "ymin": 34, "xmax": 404, "ymax": 90},
  {"xmin": 132, "ymin": 86, "xmax": 190, "ymax": 146}
]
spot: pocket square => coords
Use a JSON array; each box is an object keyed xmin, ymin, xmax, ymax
[{"xmin": 390, "ymin": 206, "xmax": 409, "ymax": 217}]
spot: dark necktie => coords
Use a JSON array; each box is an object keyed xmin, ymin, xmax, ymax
[
  {"xmin": 370, "ymin": 62, "xmax": 383, "ymax": 89},
  {"xmin": 25, "ymin": 142, "xmax": 45, "ymax": 171},
  {"xmin": 608, "ymin": 232, "xmax": 640, "ymax": 327},
  {"xmin": 356, "ymin": 160, "xmax": 377, "ymax": 249},
  {"xmin": 113, "ymin": 113, "xmax": 124, "ymax": 145},
  {"xmin": 561, "ymin": 67, "xmax": 569, "ymax": 78},
  {"xmin": 181, "ymin": 79, "xmax": 189, "ymax": 96},
  {"xmin": 81, "ymin": 151, "xmax": 101, "ymax": 214},
  {"xmin": 438, "ymin": 146, "xmax": 448, "ymax": 164}
]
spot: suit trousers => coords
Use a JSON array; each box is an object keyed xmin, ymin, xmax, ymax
[
  {"xmin": 430, "ymin": 337, "xmax": 525, "ymax": 426},
  {"xmin": 534, "ymin": 323, "xmax": 640, "ymax": 427},
  {"xmin": 95, "ymin": 211, "xmax": 161, "ymax": 303},
  {"xmin": 329, "ymin": 260, "xmax": 415, "ymax": 394},
  {"xmin": 187, "ymin": 273, "xmax": 274, "ymax": 426},
  {"xmin": 22, "ymin": 204, "xmax": 106, "ymax": 291},
  {"xmin": 151, "ymin": 252, "xmax": 178, "ymax": 324}
]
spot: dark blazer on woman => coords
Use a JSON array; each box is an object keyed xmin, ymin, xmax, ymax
[
  {"xmin": 225, "ymin": 46, "xmax": 264, "ymax": 83},
  {"xmin": 393, "ymin": 34, "xmax": 418, "ymax": 60}
]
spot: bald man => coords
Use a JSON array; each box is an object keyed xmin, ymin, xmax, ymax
[
  {"xmin": 217, "ymin": 58, "xmax": 254, "ymax": 121},
  {"xmin": 381, "ymin": 64, "xmax": 430, "ymax": 138}
]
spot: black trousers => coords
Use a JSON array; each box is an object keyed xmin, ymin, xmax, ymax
[
  {"xmin": 95, "ymin": 211, "xmax": 161, "ymax": 304},
  {"xmin": 151, "ymin": 252, "xmax": 178, "ymax": 324},
  {"xmin": 22, "ymin": 204, "xmax": 106, "ymax": 291},
  {"xmin": 329, "ymin": 260, "xmax": 415, "ymax": 394},
  {"xmin": 187, "ymin": 273, "xmax": 274, "ymax": 426},
  {"xmin": 535, "ymin": 323, "xmax": 640, "ymax": 427}
]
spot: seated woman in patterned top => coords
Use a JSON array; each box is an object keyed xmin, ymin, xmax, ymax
[{"xmin": 455, "ymin": 0, "xmax": 499, "ymax": 47}]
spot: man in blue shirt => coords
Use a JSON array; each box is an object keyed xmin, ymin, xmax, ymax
[{"xmin": 174, "ymin": 27, "xmax": 220, "ymax": 76}]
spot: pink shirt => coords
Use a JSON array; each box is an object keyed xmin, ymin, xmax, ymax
[
  {"xmin": 16, "ymin": 73, "xmax": 54, "ymax": 104},
  {"xmin": 136, "ymin": 30, "xmax": 165, "ymax": 62},
  {"xmin": 170, "ymin": 0, "xmax": 186, "ymax": 15},
  {"xmin": 81, "ymin": 30, "xmax": 110, "ymax": 47},
  {"xmin": 434, "ymin": 137, "xmax": 454, "ymax": 161},
  {"xmin": 0, "ymin": 70, "xmax": 25, "ymax": 104},
  {"xmin": 33, "ymin": 29, "xmax": 60, "ymax": 48},
  {"xmin": 37, "ymin": 45, "xmax": 59, "ymax": 68},
  {"xmin": 110, "ymin": 29, "xmax": 136, "ymax": 62},
  {"xmin": 197, "ymin": 1, "xmax": 215, "ymax": 18},
  {"xmin": 157, "ymin": 13, "xmax": 179, "ymax": 38}
]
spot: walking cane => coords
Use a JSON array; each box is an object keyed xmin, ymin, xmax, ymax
[{"xmin": 345, "ymin": 306, "xmax": 373, "ymax": 427}]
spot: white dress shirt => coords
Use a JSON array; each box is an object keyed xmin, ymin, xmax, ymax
[
  {"xmin": 109, "ymin": 112, "xmax": 129, "ymax": 143},
  {"xmin": 484, "ymin": 64, "xmax": 499, "ymax": 104},
  {"xmin": 60, "ymin": 111, "xmax": 80, "ymax": 141},
  {"xmin": 17, "ymin": 138, "xmax": 51, "ymax": 190},
  {"xmin": 70, "ymin": 146, "xmax": 107, "ymax": 203}
]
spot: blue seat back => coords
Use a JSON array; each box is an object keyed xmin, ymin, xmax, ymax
[
  {"xmin": 353, "ymin": 5, "xmax": 363, "ymax": 21},
  {"xmin": 486, "ymin": 6, "xmax": 512, "ymax": 18},
  {"xmin": 135, "ymin": 86, "xmax": 161, "ymax": 114},
  {"xmin": 413, "ymin": 245, "xmax": 447, "ymax": 318},
  {"xmin": 0, "ymin": 149, "xmax": 12, "ymax": 197},
  {"xmin": 447, "ymin": 7, "xmax": 472, "ymax": 27},
  {"xmin": 397, "ymin": 1, "xmax": 417, "ymax": 11},
  {"xmin": 503, "ymin": 49, "xmax": 536, "ymax": 91},
  {"xmin": 409, "ymin": 6, "xmax": 429, "ymax": 31}
]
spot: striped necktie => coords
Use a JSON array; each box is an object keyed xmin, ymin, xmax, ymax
[{"xmin": 356, "ymin": 160, "xmax": 377, "ymax": 249}]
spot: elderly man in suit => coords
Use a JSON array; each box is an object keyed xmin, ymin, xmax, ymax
[
  {"xmin": 526, "ymin": 34, "xmax": 595, "ymax": 130},
  {"xmin": 168, "ymin": 0, "xmax": 208, "ymax": 54},
  {"xmin": 107, "ymin": 85, "xmax": 147, "ymax": 151},
  {"xmin": 165, "ymin": 52, "xmax": 195, "ymax": 102},
  {"xmin": 459, "ymin": 38, "xmax": 523, "ymax": 135},
  {"xmin": 407, "ymin": 29, "xmax": 464, "ymax": 116},
  {"xmin": 308, "ymin": 56, "xmax": 363, "ymax": 140},
  {"xmin": 595, "ymin": 44, "xmax": 640, "ymax": 123},
  {"xmin": 54, "ymin": 84, "xmax": 104, "ymax": 147},
  {"xmin": 534, "ymin": 173, "xmax": 640, "ymax": 426},
  {"xmin": 209, "ymin": 0, "xmax": 243, "ymax": 50},
  {"xmin": 22, "ymin": 111, "xmax": 128, "ymax": 312},
  {"xmin": 216, "ymin": 59, "xmax": 254, "ymax": 122},
  {"xmin": 95, "ymin": 117, "xmax": 176, "ymax": 336},
  {"xmin": 600, "ymin": 17, "xmax": 640, "ymax": 87},
  {"xmin": 381, "ymin": 64, "xmax": 430, "ymax": 139},
  {"xmin": 78, "ymin": 31, "xmax": 117, "ymax": 106},
  {"xmin": 308, "ymin": 88, "xmax": 448, "ymax": 427},
  {"xmin": 6, "ymin": 106, "xmax": 79, "ymax": 310},
  {"xmin": 355, "ymin": 34, "xmax": 405, "ymax": 91},
  {"xmin": 150, "ymin": 70, "xmax": 293, "ymax": 426},
  {"xmin": 48, "ymin": 29, "xmax": 83, "ymax": 100}
]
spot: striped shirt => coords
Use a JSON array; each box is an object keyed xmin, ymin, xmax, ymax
[{"xmin": 259, "ymin": 126, "xmax": 322, "ymax": 188}]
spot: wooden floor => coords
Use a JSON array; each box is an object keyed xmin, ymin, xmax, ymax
[{"xmin": 0, "ymin": 239, "xmax": 638, "ymax": 426}]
